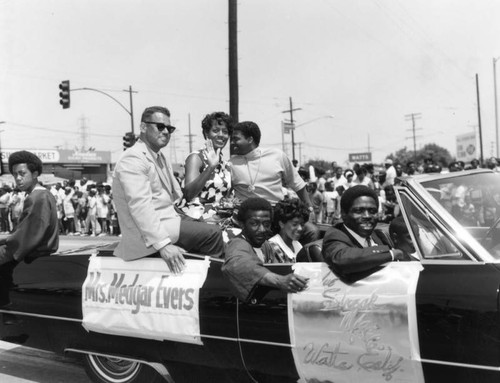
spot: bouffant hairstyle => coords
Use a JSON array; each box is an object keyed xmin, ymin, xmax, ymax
[
  {"xmin": 340, "ymin": 185, "xmax": 379, "ymax": 214},
  {"xmin": 237, "ymin": 197, "xmax": 272, "ymax": 223},
  {"xmin": 141, "ymin": 106, "xmax": 171, "ymax": 121},
  {"xmin": 201, "ymin": 112, "xmax": 234, "ymax": 139},
  {"xmin": 272, "ymin": 198, "xmax": 309, "ymax": 234},
  {"xmin": 8, "ymin": 150, "xmax": 43, "ymax": 175},
  {"xmin": 233, "ymin": 121, "xmax": 261, "ymax": 146}
]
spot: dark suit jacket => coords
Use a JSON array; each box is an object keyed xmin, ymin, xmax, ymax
[{"xmin": 322, "ymin": 223, "xmax": 393, "ymax": 281}]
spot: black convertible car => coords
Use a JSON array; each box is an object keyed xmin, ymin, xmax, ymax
[{"xmin": 2, "ymin": 169, "xmax": 500, "ymax": 383}]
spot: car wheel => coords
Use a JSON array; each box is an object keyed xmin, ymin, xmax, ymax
[{"xmin": 83, "ymin": 354, "xmax": 164, "ymax": 383}]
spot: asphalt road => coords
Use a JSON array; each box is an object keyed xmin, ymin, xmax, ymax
[
  {"xmin": 0, "ymin": 341, "xmax": 91, "ymax": 382},
  {"xmin": 0, "ymin": 234, "xmax": 119, "ymax": 383}
]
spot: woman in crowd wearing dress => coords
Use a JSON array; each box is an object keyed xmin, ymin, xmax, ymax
[
  {"xmin": 268, "ymin": 198, "xmax": 310, "ymax": 263},
  {"xmin": 177, "ymin": 112, "xmax": 234, "ymax": 221}
]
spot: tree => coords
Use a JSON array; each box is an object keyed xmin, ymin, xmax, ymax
[{"xmin": 386, "ymin": 143, "xmax": 453, "ymax": 168}]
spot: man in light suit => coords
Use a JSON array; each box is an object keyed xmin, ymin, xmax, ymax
[
  {"xmin": 112, "ymin": 106, "xmax": 224, "ymax": 274},
  {"xmin": 322, "ymin": 185, "xmax": 411, "ymax": 281}
]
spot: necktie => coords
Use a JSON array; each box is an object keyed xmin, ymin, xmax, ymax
[
  {"xmin": 157, "ymin": 153, "xmax": 165, "ymax": 169},
  {"xmin": 157, "ymin": 152, "xmax": 181, "ymax": 201},
  {"xmin": 365, "ymin": 237, "xmax": 373, "ymax": 247}
]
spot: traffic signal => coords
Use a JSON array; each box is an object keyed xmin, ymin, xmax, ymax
[
  {"xmin": 59, "ymin": 80, "xmax": 70, "ymax": 109},
  {"xmin": 123, "ymin": 132, "xmax": 136, "ymax": 150}
]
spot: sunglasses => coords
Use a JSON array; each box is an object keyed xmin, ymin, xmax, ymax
[{"xmin": 143, "ymin": 121, "xmax": 176, "ymax": 134}]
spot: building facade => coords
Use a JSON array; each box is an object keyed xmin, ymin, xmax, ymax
[{"xmin": 1, "ymin": 148, "xmax": 112, "ymax": 183}]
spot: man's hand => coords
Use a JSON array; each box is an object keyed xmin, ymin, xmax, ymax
[
  {"xmin": 276, "ymin": 273, "xmax": 309, "ymax": 294},
  {"xmin": 392, "ymin": 249, "xmax": 413, "ymax": 262},
  {"xmin": 159, "ymin": 244, "xmax": 187, "ymax": 274}
]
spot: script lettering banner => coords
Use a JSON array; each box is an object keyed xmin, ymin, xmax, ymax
[
  {"xmin": 82, "ymin": 256, "xmax": 210, "ymax": 345},
  {"xmin": 289, "ymin": 262, "xmax": 424, "ymax": 383}
]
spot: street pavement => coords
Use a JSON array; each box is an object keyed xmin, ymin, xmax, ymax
[
  {"xmin": 0, "ymin": 233, "xmax": 118, "ymax": 382},
  {"xmin": 0, "ymin": 341, "xmax": 91, "ymax": 382}
]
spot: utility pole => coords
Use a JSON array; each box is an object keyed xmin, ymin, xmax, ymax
[
  {"xmin": 228, "ymin": 0, "xmax": 239, "ymax": 123},
  {"xmin": 124, "ymin": 85, "xmax": 137, "ymax": 134},
  {"xmin": 405, "ymin": 113, "xmax": 422, "ymax": 162},
  {"xmin": 78, "ymin": 115, "xmax": 90, "ymax": 151},
  {"xmin": 297, "ymin": 142, "xmax": 303, "ymax": 166},
  {"xmin": 494, "ymin": 57, "xmax": 500, "ymax": 157},
  {"xmin": 476, "ymin": 74, "xmax": 484, "ymax": 166},
  {"xmin": 282, "ymin": 97, "xmax": 302, "ymax": 162},
  {"xmin": 185, "ymin": 113, "xmax": 195, "ymax": 153}
]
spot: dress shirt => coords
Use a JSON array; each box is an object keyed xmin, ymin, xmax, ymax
[{"xmin": 343, "ymin": 224, "xmax": 395, "ymax": 260}]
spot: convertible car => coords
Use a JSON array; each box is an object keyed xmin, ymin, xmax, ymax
[{"xmin": 1, "ymin": 169, "xmax": 500, "ymax": 383}]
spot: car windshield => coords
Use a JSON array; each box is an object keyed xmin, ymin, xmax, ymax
[{"xmin": 420, "ymin": 171, "xmax": 500, "ymax": 258}]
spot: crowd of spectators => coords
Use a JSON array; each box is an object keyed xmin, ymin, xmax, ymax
[
  {"xmin": 300, "ymin": 156, "xmax": 497, "ymax": 227},
  {"xmin": 0, "ymin": 176, "xmax": 120, "ymax": 237},
  {"xmin": 0, "ymin": 152, "xmax": 492, "ymax": 241}
]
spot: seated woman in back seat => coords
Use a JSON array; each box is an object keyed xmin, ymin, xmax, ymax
[{"xmin": 268, "ymin": 198, "xmax": 310, "ymax": 263}]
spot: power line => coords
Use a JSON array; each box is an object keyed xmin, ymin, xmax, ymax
[{"xmin": 6, "ymin": 122, "xmax": 121, "ymax": 138}]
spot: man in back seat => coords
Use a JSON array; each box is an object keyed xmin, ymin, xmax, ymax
[
  {"xmin": 222, "ymin": 198, "xmax": 309, "ymax": 301},
  {"xmin": 322, "ymin": 185, "xmax": 411, "ymax": 280}
]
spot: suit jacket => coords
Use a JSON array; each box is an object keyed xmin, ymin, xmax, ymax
[
  {"xmin": 112, "ymin": 140, "xmax": 183, "ymax": 260},
  {"xmin": 322, "ymin": 223, "xmax": 393, "ymax": 281}
]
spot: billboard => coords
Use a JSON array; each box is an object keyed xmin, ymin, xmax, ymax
[{"xmin": 456, "ymin": 132, "xmax": 477, "ymax": 162}]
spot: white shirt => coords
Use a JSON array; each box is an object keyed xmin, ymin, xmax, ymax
[
  {"xmin": 343, "ymin": 225, "xmax": 375, "ymax": 248},
  {"xmin": 268, "ymin": 234, "xmax": 302, "ymax": 261}
]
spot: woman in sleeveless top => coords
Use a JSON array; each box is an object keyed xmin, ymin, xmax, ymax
[{"xmin": 177, "ymin": 112, "xmax": 234, "ymax": 221}]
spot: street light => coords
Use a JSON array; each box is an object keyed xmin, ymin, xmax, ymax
[
  {"xmin": 282, "ymin": 115, "xmax": 334, "ymax": 164},
  {"xmin": 59, "ymin": 82, "xmax": 137, "ymax": 134},
  {"xmin": 494, "ymin": 57, "xmax": 500, "ymax": 157},
  {"xmin": 295, "ymin": 115, "xmax": 334, "ymax": 128}
]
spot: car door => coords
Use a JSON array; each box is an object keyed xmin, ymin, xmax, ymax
[
  {"xmin": 397, "ymin": 189, "xmax": 500, "ymax": 382},
  {"xmin": 236, "ymin": 263, "xmax": 300, "ymax": 383}
]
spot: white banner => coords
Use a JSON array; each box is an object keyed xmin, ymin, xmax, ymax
[
  {"xmin": 82, "ymin": 256, "xmax": 210, "ymax": 345},
  {"xmin": 289, "ymin": 262, "xmax": 424, "ymax": 383}
]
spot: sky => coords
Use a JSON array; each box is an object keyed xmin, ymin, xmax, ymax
[{"xmin": 2, "ymin": 0, "xmax": 500, "ymax": 166}]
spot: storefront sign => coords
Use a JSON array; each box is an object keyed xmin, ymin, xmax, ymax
[
  {"xmin": 59, "ymin": 149, "xmax": 111, "ymax": 164},
  {"xmin": 289, "ymin": 262, "xmax": 424, "ymax": 383},
  {"xmin": 82, "ymin": 256, "xmax": 210, "ymax": 345},
  {"xmin": 1, "ymin": 149, "xmax": 111, "ymax": 164},
  {"xmin": 1, "ymin": 150, "xmax": 60, "ymax": 163}
]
